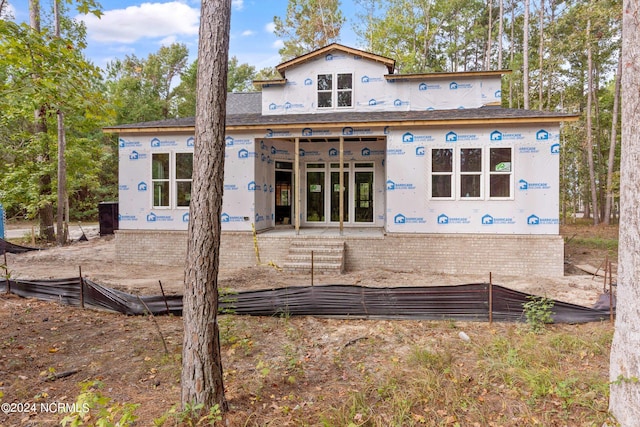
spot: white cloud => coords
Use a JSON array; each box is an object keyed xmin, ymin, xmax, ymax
[
  {"xmin": 77, "ymin": 2, "xmax": 200, "ymax": 44},
  {"xmin": 272, "ymin": 39, "xmax": 284, "ymax": 49},
  {"xmin": 241, "ymin": 30, "xmax": 255, "ymax": 37},
  {"xmin": 159, "ymin": 35, "xmax": 178, "ymax": 46},
  {"xmin": 265, "ymin": 22, "xmax": 276, "ymax": 33},
  {"xmin": 232, "ymin": 0, "xmax": 244, "ymax": 10}
]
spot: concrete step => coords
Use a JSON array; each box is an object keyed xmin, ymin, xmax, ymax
[{"xmin": 283, "ymin": 239, "xmax": 345, "ymax": 273}]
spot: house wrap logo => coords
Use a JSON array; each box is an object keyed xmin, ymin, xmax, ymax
[
  {"xmin": 146, "ymin": 212, "xmax": 173, "ymax": 222},
  {"xmin": 238, "ymin": 149, "xmax": 257, "ymax": 159},
  {"xmin": 387, "ymin": 148, "xmax": 406, "ymax": 156},
  {"xmin": 416, "ymin": 146, "xmax": 425, "ymax": 156},
  {"xmin": 519, "ymin": 179, "xmax": 550, "ymax": 190},
  {"xmin": 481, "ymin": 214, "xmax": 515, "ymax": 225},
  {"xmin": 437, "ymin": 214, "xmax": 471, "ymax": 224},
  {"xmin": 182, "ymin": 213, "xmax": 189, "ymax": 223},
  {"xmin": 361, "ymin": 75, "xmax": 383, "ymax": 83},
  {"xmin": 301, "ymin": 127, "xmax": 331, "ymax": 137},
  {"xmin": 150, "ymin": 137, "xmax": 177, "ymax": 148},
  {"xmin": 266, "ymin": 129, "xmax": 292, "ymax": 138},
  {"xmin": 361, "ymin": 147, "xmax": 385, "ymax": 156},
  {"xmin": 119, "ymin": 138, "xmax": 141, "ymax": 148},
  {"xmin": 445, "ymin": 131, "xmax": 478, "ymax": 142},
  {"xmin": 118, "ymin": 214, "xmax": 138, "ymax": 221},
  {"xmin": 304, "ymin": 78, "xmax": 313, "ymax": 86},
  {"xmin": 269, "ymin": 101, "xmax": 304, "ymax": 111},
  {"xmin": 271, "ymin": 146, "xmax": 289, "ymax": 156},
  {"xmin": 224, "ymin": 184, "xmax": 239, "ymax": 191},
  {"xmin": 342, "ymin": 127, "xmax": 372, "ymax": 136},
  {"xmin": 225, "ymin": 136, "xmax": 234, "ymax": 146},
  {"xmin": 402, "ymin": 132, "xmax": 434, "ymax": 143},
  {"xmin": 495, "ymin": 90, "xmax": 502, "ymax": 98},
  {"xmin": 386, "ymin": 180, "xmax": 415, "ymax": 191},
  {"xmin": 137, "ymin": 182, "xmax": 147, "ymax": 191},
  {"xmin": 551, "ymin": 144, "xmax": 560, "ymax": 154},
  {"xmin": 247, "ymin": 181, "xmax": 258, "ymax": 191},
  {"xmin": 128, "ymin": 150, "xmax": 147, "ymax": 160},
  {"xmin": 328, "ymin": 148, "xmax": 353, "ymax": 157},
  {"xmin": 449, "ymin": 81, "xmax": 473, "ymax": 90},
  {"xmin": 536, "ymin": 129, "xmax": 549, "ymax": 140},
  {"xmin": 186, "ymin": 137, "xmax": 195, "ymax": 147},
  {"xmin": 221, "ymin": 213, "xmax": 246, "ymax": 222},
  {"xmin": 394, "ymin": 99, "xmax": 409, "ymax": 107},
  {"xmin": 527, "ymin": 214, "xmax": 559, "ymax": 225},
  {"xmin": 394, "ymin": 213, "xmax": 426, "ymax": 224},
  {"xmin": 490, "ymin": 130, "xmax": 524, "ymax": 141},
  {"xmin": 418, "ymin": 82, "xmax": 442, "ymax": 91}
]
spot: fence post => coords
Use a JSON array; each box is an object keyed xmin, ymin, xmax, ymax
[
  {"xmin": 79, "ymin": 266, "xmax": 84, "ymax": 309},
  {"xmin": 489, "ymin": 272, "xmax": 493, "ymax": 324}
]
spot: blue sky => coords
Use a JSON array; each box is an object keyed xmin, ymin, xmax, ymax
[{"xmin": 6, "ymin": 0, "xmax": 359, "ymax": 70}]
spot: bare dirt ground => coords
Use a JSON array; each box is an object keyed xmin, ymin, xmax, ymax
[
  {"xmin": 0, "ymin": 223, "xmax": 618, "ymax": 426},
  {"xmin": 2, "ymin": 223, "xmax": 618, "ymax": 308}
]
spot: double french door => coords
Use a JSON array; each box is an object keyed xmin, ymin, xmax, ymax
[{"xmin": 305, "ymin": 162, "xmax": 374, "ymax": 225}]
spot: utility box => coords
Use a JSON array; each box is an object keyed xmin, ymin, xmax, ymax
[
  {"xmin": 0, "ymin": 203, "xmax": 5, "ymax": 239},
  {"xmin": 98, "ymin": 202, "xmax": 119, "ymax": 236}
]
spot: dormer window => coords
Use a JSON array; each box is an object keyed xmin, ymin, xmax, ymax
[{"xmin": 317, "ymin": 73, "xmax": 353, "ymax": 109}]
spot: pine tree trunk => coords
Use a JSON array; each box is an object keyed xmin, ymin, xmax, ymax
[
  {"xmin": 585, "ymin": 18, "xmax": 599, "ymax": 225},
  {"xmin": 181, "ymin": 0, "xmax": 231, "ymax": 413},
  {"xmin": 604, "ymin": 49, "xmax": 622, "ymax": 225},
  {"xmin": 609, "ymin": 1, "xmax": 640, "ymax": 423}
]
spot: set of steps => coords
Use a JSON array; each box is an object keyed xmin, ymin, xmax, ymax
[{"xmin": 283, "ymin": 239, "xmax": 345, "ymax": 274}]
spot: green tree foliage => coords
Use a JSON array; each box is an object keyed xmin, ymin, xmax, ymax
[
  {"xmin": 0, "ymin": 5, "xmax": 115, "ymax": 222},
  {"xmin": 227, "ymin": 56, "xmax": 257, "ymax": 92},
  {"xmin": 104, "ymin": 43, "xmax": 189, "ymax": 124},
  {"xmin": 273, "ymin": 0, "xmax": 345, "ymax": 60}
]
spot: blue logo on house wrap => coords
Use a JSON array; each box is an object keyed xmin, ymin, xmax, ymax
[
  {"xmin": 150, "ymin": 137, "xmax": 176, "ymax": 147},
  {"xmin": 119, "ymin": 138, "xmax": 141, "ymax": 148},
  {"xmin": 255, "ymin": 213, "xmax": 265, "ymax": 223},
  {"xmin": 445, "ymin": 131, "xmax": 477, "ymax": 142},
  {"xmin": 481, "ymin": 214, "xmax": 515, "ymax": 225},
  {"xmin": 450, "ymin": 81, "xmax": 472, "ymax": 90},
  {"xmin": 418, "ymin": 82, "xmax": 441, "ymax": 91},
  {"xmin": 265, "ymin": 129, "xmax": 292, "ymax": 138},
  {"xmin": 491, "ymin": 130, "xmax": 524, "ymax": 141},
  {"xmin": 118, "ymin": 214, "xmax": 138, "ymax": 221},
  {"xmin": 138, "ymin": 182, "xmax": 147, "ymax": 191},
  {"xmin": 387, "ymin": 180, "xmax": 415, "ymax": 190},
  {"xmin": 187, "ymin": 137, "xmax": 194, "ymax": 147},
  {"xmin": 128, "ymin": 150, "xmax": 147, "ymax": 160},
  {"xmin": 248, "ymin": 181, "xmax": 258, "ymax": 191},
  {"xmin": 416, "ymin": 146, "xmax": 425, "ymax": 156},
  {"xmin": 146, "ymin": 212, "xmax": 173, "ymax": 222},
  {"xmin": 182, "ymin": 213, "xmax": 189, "ymax": 222},
  {"xmin": 361, "ymin": 147, "xmax": 385, "ymax": 156},
  {"xmin": 224, "ymin": 184, "xmax": 238, "ymax": 191},
  {"xmin": 536, "ymin": 129, "xmax": 549, "ymax": 140},
  {"xmin": 221, "ymin": 213, "xmax": 246, "ymax": 223},
  {"xmin": 437, "ymin": 214, "xmax": 470, "ymax": 224},
  {"xmin": 495, "ymin": 90, "xmax": 502, "ymax": 98},
  {"xmin": 304, "ymin": 78, "xmax": 313, "ymax": 86},
  {"xmin": 519, "ymin": 179, "xmax": 550, "ymax": 190},
  {"xmin": 403, "ymin": 132, "xmax": 434, "ymax": 143},
  {"xmin": 394, "ymin": 213, "xmax": 425, "ymax": 224},
  {"xmin": 226, "ymin": 136, "xmax": 234, "ymax": 146},
  {"xmin": 527, "ymin": 214, "xmax": 559, "ymax": 225},
  {"xmin": 394, "ymin": 99, "xmax": 409, "ymax": 107},
  {"xmin": 551, "ymin": 143, "xmax": 560, "ymax": 154},
  {"xmin": 368, "ymin": 99, "xmax": 378, "ymax": 106},
  {"xmin": 118, "ymin": 184, "xmax": 129, "ymax": 191},
  {"xmin": 238, "ymin": 149, "xmax": 257, "ymax": 159},
  {"xmin": 342, "ymin": 127, "xmax": 372, "ymax": 136}
]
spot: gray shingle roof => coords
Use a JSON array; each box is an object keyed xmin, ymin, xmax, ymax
[{"xmin": 105, "ymin": 92, "xmax": 577, "ymax": 131}]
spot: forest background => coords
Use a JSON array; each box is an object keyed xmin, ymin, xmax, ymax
[{"xmin": 0, "ymin": 0, "xmax": 622, "ymax": 241}]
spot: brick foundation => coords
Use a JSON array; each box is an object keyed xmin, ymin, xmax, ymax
[{"xmin": 114, "ymin": 230, "xmax": 564, "ymax": 277}]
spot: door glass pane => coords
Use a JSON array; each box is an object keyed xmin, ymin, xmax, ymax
[
  {"xmin": 330, "ymin": 171, "xmax": 349, "ymax": 222},
  {"xmin": 355, "ymin": 171, "xmax": 373, "ymax": 223},
  {"xmin": 307, "ymin": 171, "xmax": 325, "ymax": 222}
]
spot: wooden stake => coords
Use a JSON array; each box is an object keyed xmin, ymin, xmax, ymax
[
  {"xmin": 489, "ymin": 272, "xmax": 493, "ymax": 325},
  {"xmin": 79, "ymin": 266, "xmax": 84, "ymax": 309},
  {"xmin": 609, "ymin": 261, "xmax": 614, "ymax": 324},
  {"xmin": 158, "ymin": 280, "xmax": 170, "ymax": 315},
  {"xmin": 137, "ymin": 296, "xmax": 169, "ymax": 354},
  {"xmin": 3, "ymin": 252, "xmax": 10, "ymax": 295}
]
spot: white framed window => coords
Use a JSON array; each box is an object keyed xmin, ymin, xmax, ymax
[
  {"xmin": 151, "ymin": 152, "xmax": 193, "ymax": 208},
  {"xmin": 489, "ymin": 147, "xmax": 512, "ymax": 198},
  {"xmin": 459, "ymin": 148, "xmax": 483, "ymax": 199},
  {"xmin": 317, "ymin": 72, "xmax": 353, "ymax": 109},
  {"xmin": 429, "ymin": 147, "xmax": 513, "ymax": 200},
  {"xmin": 431, "ymin": 148, "xmax": 454, "ymax": 199}
]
